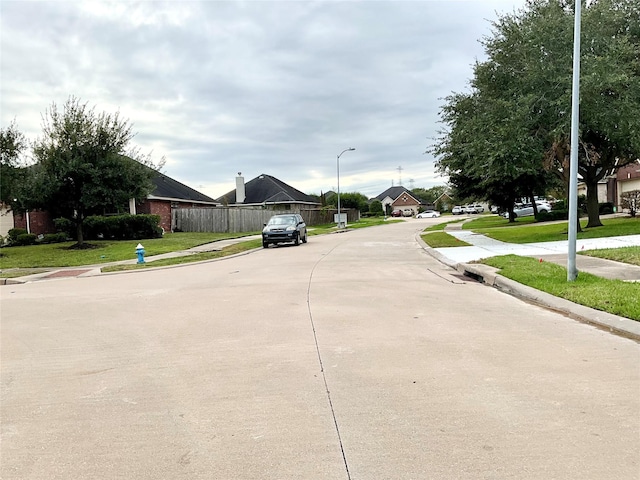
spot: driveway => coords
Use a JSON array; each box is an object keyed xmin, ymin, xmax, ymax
[{"xmin": 1, "ymin": 219, "xmax": 638, "ymax": 479}]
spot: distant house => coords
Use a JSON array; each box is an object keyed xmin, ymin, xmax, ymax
[
  {"xmin": 577, "ymin": 160, "xmax": 640, "ymax": 212},
  {"xmin": 434, "ymin": 191, "xmax": 454, "ymax": 211},
  {"xmin": 12, "ymin": 170, "xmax": 219, "ymax": 235},
  {"xmin": 217, "ymin": 173, "xmax": 320, "ymax": 211},
  {"xmin": 374, "ymin": 186, "xmax": 423, "ymax": 216}
]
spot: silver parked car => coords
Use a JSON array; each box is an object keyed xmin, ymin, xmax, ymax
[{"xmin": 503, "ymin": 201, "xmax": 552, "ymax": 218}]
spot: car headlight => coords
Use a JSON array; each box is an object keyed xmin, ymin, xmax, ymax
[{"xmin": 285, "ymin": 226, "xmax": 296, "ymax": 231}]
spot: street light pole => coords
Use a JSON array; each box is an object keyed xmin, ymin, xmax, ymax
[
  {"xmin": 337, "ymin": 147, "xmax": 355, "ymax": 228},
  {"xmin": 567, "ymin": 0, "xmax": 582, "ymax": 281}
]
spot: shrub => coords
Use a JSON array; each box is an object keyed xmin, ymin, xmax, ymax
[
  {"xmin": 620, "ymin": 190, "xmax": 639, "ymax": 217},
  {"xmin": 53, "ymin": 217, "xmax": 75, "ymax": 237},
  {"xmin": 553, "ymin": 199, "xmax": 568, "ymax": 211},
  {"xmin": 7, "ymin": 228, "xmax": 27, "ymax": 244},
  {"xmin": 536, "ymin": 210, "xmax": 568, "ymax": 222},
  {"xmin": 15, "ymin": 233, "xmax": 37, "ymax": 246},
  {"xmin": 84, "ymin": 214, "xmax": 163, "ymax": 240},
  {"xmin": 38, "ymin": 233, "xmax": 69, "ymax": 244},
  {"xmin": 599, "ymin": 202, "xmax": 614, "ymax": 215},
  {"xmin": 369, "ymin": 200, "xmax": 384, "ymax": 216}
]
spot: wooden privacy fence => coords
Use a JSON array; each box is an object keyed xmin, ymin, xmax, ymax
[{"xmin": 172, "ymin": 207, "xmax": 359, "ymax": 233}]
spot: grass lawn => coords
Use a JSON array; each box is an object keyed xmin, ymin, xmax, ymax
[
  {"xmin": 481, "ymin": 255, "xmax": 640, "ymax": 321},
  {"xmin": 420, "ymin": 232, "xmax": 471, "ymax": 248},
  {"xmin": 580, "ymin": 246, "xmax": 640, "ymax": 266},
  {"xmin": 463, "ymin": 215, "xmax": 536, "ymax": 230},
  {"xmin": 467, "ymin": 216, "xmax": 639, "ymax": 244},
  {"xmin": 0, "ymin": 232, "xmax": 258, "ymax": 270},
  {"xmin": 423, "ymin": 218, "xmax": 466, "ymax": 232}
]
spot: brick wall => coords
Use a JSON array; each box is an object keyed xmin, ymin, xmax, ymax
[
  {"xmin": 137, "ymin": 200, "xmax": 172, "ymax": 232},
  {"xmin": 13, "ymin": 210, "xmax": 56, "ymax": 235}
]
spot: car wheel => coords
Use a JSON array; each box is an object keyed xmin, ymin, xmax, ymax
[
  {"xmin": 302, "ymin": 233, "xmax": 307, "ymax": 243},
  {"xmin": 294, "ymin": 234, "xmax": 300, "ymax": 246},
  {"xmin": 262, "ymin": 240, "xmax": 269, "ymax": 248}
]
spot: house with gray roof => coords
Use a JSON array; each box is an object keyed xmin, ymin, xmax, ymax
[
  {"xmin": 134, "ymin": 171, "xmax": 220, "ymax": 232},
  {"xmin": 217, "ymin": 173, "xmax": 320, "ymax": 210},
  {"xmin": 374, "ymin": 186, "xmax": 422, "ymax": 216}
]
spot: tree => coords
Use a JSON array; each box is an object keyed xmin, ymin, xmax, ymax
[
  {"xmin": 327, "ymin": 191, "xmax": 370, "ymax": 213},
  {"xmin": 28, "ymin": 97, "xmax": 161, "ymax": 246},
  {"xmin": 432, "ymin": 90, "xmax": 550, "ymax": 222},
  {"xmin": 411, "ymin": 186, "xmax": 447, "ymax": 205},
  {"xmin": 432, "ymin": 0, "xmax": 640, "ymax": 227},
  {"xmin": 369, "ymin": 199, "xmax": 384, "ymax": 216},
  {"xmin": 0, "ymin": 120, "xmax": 28, "ymax": 207},
  {"xmin": 480, "ymin": 0, "xmax": 640, "ymax": 227}
]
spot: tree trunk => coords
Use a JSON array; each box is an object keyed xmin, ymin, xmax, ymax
[
  {"xmin": 584, "ymin": 177, "xmax": 603, "ymax": 228},
  {"xmin": 76, "ymin": 221, "xmax": 84, "ymax": 246},
  {"xmin": 529, "ymin": 193, "xmax": 539, "ymax": 217}
]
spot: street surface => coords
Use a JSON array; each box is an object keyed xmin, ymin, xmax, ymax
[{"xmin": 1, "ymin": 219, "xmax": 638, "ymax": 479}]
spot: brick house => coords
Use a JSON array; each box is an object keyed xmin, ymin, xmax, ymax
[
  {"xmin": 577, "ymin": 160, "xmax": 640, "ymax": 212},
  {"xmin": 374, "ymin": 186, "xmax": 423, "ymax": 216},
  {"xmin": 12, "ymin": 171, "xmax": 219, "ymax": 235}
]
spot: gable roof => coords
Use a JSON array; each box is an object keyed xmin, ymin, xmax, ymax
[
  {"xmin": 217, "ymin": 174, "xmax": 320, "ymax": 206},
  {"xmin": 374, "ymin": 186, "xmax": 415, "ymax": 202},
  {"xmin": 149, "ymin": 172, "xmax": 218, "ymax": 204}
]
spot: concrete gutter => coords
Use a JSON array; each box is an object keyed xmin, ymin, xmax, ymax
[{"xmin": 416, "ymin": 233, "xmax": 640, "ymax": 342}]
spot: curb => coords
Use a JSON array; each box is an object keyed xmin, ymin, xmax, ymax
[{"xmin": 416, "ymin": 233, "xmax": 640, "ymax": 342}]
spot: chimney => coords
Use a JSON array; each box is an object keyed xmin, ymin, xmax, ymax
[{"xmin": 236, "ymin": 172, "xmax": 245, "ymax": 203}]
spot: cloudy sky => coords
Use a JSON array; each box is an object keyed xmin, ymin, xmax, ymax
[{"xmin": 1, "ymin": 0, "xmax": 527, "ymax": 199}]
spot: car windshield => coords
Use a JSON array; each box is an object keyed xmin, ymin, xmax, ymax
[{"xmin": 267, "ymin": 216, "xmax": 296, "ymax": 226}]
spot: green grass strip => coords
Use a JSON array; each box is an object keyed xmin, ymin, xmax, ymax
[
  {"xmin": 470, "ymin": 217, "xmax": 639, "ymax": 244},
  {"xmin": 481, "ymin": 255, "xmax": 640, "ymax": 321},
  {"xmin": 580, "ymin": 246, "xmax": 640, "ymax": 266},
  {"xmin": 421, "ymin": 232, "xmax": 471, "ymax": 248},
  {"xmin": 102, "ymin": 239, "xmax": 263, "ymax": 272},
  {"xmin": 423, "ymin": 219, "xmax": 466, "ymax": 232}
]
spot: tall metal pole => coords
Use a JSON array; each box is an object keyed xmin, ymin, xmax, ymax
[
  {"xmin": 336, "ymin": 147, "xmax": 355, "ymax": 229},
  {"xmin": 567, "ymin": 0, "xmax": 582, "ymax": 281}
]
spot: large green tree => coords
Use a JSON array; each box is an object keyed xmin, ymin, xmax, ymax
[
  {"xmin": 28, "ymin": 97, "xmax": 161, "ymax": 246},
  {"xmin": 0, "ymin": 120, "xmax": 28, "ymax": 207},
  {"xmin": 432, "ymin": 0, "xmax": 640, "ymax": 226}
]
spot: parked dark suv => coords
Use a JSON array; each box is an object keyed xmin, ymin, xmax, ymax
[{"xmin": 262, "ymin": 214, "xmax": 308, "ymax": 248}]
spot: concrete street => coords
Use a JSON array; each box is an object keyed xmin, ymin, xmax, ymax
[{"xmin": 1, "ymin": 219, "xmax": 638, "ymax": 479}]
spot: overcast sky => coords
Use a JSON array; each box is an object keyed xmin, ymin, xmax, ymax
[{"xmin": 1, "ymin": 0, "xmax": 527, "ymax": 199}]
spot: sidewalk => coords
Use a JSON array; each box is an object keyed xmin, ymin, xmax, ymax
[
  {"xmin": 434, "ymin": 229, "xmax": 640, "ymax": 281},
  {"xmin": 419, "ymin": 225, "xmax": 640, "ymax": 340}
]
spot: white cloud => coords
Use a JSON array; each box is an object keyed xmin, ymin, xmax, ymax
[{"xmin": 1, "ymin": 0, "xmax": 527, "ymax": 199}]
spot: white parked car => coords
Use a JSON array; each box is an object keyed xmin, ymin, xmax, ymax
[
  {"xmin": 503, "ymin": 201, "xmax": 552, "ymax": 218},
  {"xmin": 464, "ymin": 204, "xmax": 485, "ymax": 214},
  {"xmin": 451, "ymin": 205, "xmax": 464, "ymax": 215},
  {"xmin": 416, "ymin": 210, "xmax": 441, "ymax": 218}
]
